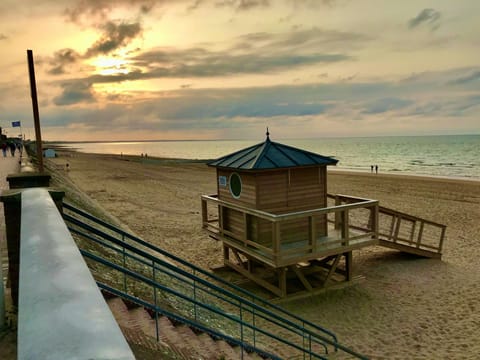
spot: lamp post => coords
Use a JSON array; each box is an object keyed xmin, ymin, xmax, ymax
[{"xmin": 27, "ymin": 49, "xmax": 44, "ymax": 172}]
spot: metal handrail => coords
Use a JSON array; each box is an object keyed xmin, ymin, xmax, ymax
[
  {"xmin": 63, "ymin": 202, "xmax": 369, "ymax": 359},
  {"xmin": 81, "ymin": 250, "xmax": 323, "ymax": 360},
  {"xmin": 65, "ymin": 215, "xmax": 332, "ymax": 355}
]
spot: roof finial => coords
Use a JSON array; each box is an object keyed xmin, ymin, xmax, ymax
[{"xmin": 266, "ymin": 127, "xmax": 270, "ymax": 140}]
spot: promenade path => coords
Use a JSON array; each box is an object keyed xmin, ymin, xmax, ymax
[{"xmin": 0, "ymin": 151, "xmax": 21, "ymax": 359}]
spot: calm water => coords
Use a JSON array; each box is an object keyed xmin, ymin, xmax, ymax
[{"xmin": 56, "ymin": 135, "xmax": 480, "ymax": 180}]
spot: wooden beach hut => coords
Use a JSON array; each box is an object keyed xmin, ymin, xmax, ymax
[{"xmin": 201, "ymin": 132, "xmax": 380, "ymax": 297}]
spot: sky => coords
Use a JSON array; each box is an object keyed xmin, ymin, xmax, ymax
[{"xmin": 0, "ymin": 0, "xmax": 479, "ymax": 141}]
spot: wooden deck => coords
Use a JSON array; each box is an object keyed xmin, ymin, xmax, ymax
[{"xmin": 202, "ymin": 193, "xmax": 447, "ymax": 297}]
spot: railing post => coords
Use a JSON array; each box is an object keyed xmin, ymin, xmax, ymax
[
  {"xmin": 193, "ymin": 269, "xmax": 198, "ymax": 322},
  {"xmin": 341, "ymin": 209, "xmax": 349, "ymax": 246},
  {"xmin": 122, "ymin": 234, "xmax": 127, "ymax": 293},
  {"xmin": 309, "ymin": 216, "xmax": 316, "ymax": 253},
  {"xmin": 334, "ymin": 195, "xmax": 341, "ymax": 230},
  {"xmin": 201, "ymin": 198, "xmax": 208, "ymax": 228},
  {"xmin": 152, "ymin": 259, "xmax": 159, "ymax": 342},
  {"xmin": 239, "ymin": 302, "xmax": 244, "ymax": 359}
]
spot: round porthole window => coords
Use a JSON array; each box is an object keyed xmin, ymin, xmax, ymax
[{"xmin": 229, "ymin": 173, "xmax": 242, "ymax": 199}]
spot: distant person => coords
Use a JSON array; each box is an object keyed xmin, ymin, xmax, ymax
[
  {"xmin": 375, "ymin": 165, "xmax": 378, "ymax": 174},
  {"xmin": 9, "ymin": 142, "xmax": 16, "ymax": 157},
  {"xmin": 1, "ymin": 143, "xmax": 7, "ymax": 157},
  {"xmin": 370, "ymin": 165, "xmax": 374, "ymax": 173}
]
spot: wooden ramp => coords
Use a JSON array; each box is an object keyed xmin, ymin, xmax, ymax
[{"xmin": 376, "ymin": 205, "xmax": 446, "ymax": 259}]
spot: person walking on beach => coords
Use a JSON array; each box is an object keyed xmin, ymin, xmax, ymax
[
  {"xmin": 1, "ymin": 142, "xmax": 7, "ymax": 157},
  {"xmin": 375, "ymin": 165, "xmax": 378, "ymax": 174},
  {"xmin": 8, "ymin": 142, "xmax": 16, "ymax": 157},
  {"xmin": 371, "ymin": 165, "xmax": 374, "ymax": 173}
]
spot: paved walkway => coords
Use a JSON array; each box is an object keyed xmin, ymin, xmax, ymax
[{"xmin": 1, "ymin": 153, "xmax": 21, "ymax": 287}]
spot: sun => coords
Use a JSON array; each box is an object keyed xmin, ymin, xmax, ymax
[{"xmin": 93, "ymin": 56, "xmax": 131, "ymax": 75}]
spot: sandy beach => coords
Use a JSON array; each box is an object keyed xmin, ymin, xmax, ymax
[{"xmin": 49, "ymin": 151, "xmax": 480, "ymax": 359}]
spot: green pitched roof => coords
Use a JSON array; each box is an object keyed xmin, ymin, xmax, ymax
[{"xmin": 208, "ymin": 135, "xmax": 338, "ymax": 170}]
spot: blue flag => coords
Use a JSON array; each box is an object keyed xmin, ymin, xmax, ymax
[{"xmin": 12, "ymin": 121, "xmax": 21, "ymax": 127}]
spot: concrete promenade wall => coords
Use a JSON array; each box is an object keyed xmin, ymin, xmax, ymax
[{"xmin": 18, "ymin": 188, "xmax": 135, "ymax": 360}]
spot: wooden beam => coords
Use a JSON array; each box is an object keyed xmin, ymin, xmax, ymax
[
  {"xmin": 323, "ymin": 254, "xmax": 341, "ymax": 287},
  {"xmin": 231, "ymin": 248, "xmax": 247, "ymax": 270},
  {"xmin": 290, "ymin": 265, "xmax": 313, "ymax": 291},
  {"xmin": 225, "ymin": 260, "xmax": 283, "ymax": 297}
]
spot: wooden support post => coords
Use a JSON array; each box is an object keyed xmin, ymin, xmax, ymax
[
  {"xmin": 345, "ymin": 251, "xmax": 353, "ymax": 281},
  {"xmin": 201, "ymin": 199, "xmax": 208, "ymax": 228},
  {"xmin": 278, "ymin": 267, "xmax": 287, "ymax": 298}
]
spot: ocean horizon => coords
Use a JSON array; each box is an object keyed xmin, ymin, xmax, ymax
[{"xmin": 54, "ymin": 134, "xmax": 480, "ymax": 180}]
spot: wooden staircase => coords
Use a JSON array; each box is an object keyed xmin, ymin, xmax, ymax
[{"xmin": 105, "ymin": 295, "xmax": 269, "ymax": 360}]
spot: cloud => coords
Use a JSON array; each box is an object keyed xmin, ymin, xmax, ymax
[
  {"xmin": 234, "ymin": 27, "xmax": 370, "ymax": 53},
  {"xmin": 408, "ymin": 8, "xmax": 441, "ymax": 30},
  {"xmin": 85, "ymin": 21, "xmax": 143, "ymax": 57},
  {"xmin": 362, "ymin": 97, "xmax": 414, "ymax": 114},
  {"xmin": 448, "ymin": 71, "xmax": 480, "ymax": 85},
  {"xmin": 81, "ymin": 27, "xmax": 367, "ymax": 84},
  {"xmin": 53, "ymin": 81, "xmax": 96, "ymax": 105},
  {"xmin": 215, "ymin": 0, "xmax": 270, "ymax": 11},
  {"xmin": 48, "ymin": 48, "xmax": 81, "ymax": 75},
  {"xmin": 0, "ymin": 33, "xmax": 7, "ymax": 40},
  {"xmin": 64, "ymin": 0, "xmax": 156, "ymax": 23}
]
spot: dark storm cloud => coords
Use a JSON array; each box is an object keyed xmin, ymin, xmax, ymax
[
  {"xmin": 85, "ymin": 21, "xmax": 143, "ymax": 57},
  {"xmin": 48, "ymin": 48, "xmax": 81, "ymax": 75},
  {"xmin": 53, "ymin": 81, "xmax": 96, "ymax": 105},
  {"xmin": 408, "ymin": 8, "xmax": 441, "ymax": 30}
]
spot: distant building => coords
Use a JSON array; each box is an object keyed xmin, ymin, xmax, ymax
[{"xmin": 43, "ymin": 148, "xmax": 56, "ymax": 158}]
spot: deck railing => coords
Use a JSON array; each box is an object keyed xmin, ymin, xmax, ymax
[
  {"xmin": 201, "ymin": 194, "xmax": 379, "ymax": 267},
  {"xmin": 15, "ymin": 188, "xmax": 135, "ymax": 360},
  {"xmin": 328, "ymin": 194, "xmax": 446, "ymax": 258}
]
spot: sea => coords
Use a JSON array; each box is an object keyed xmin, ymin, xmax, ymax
[{"xmin": 55, "ymin": 134, "xmax": 480, "ymax": 180}]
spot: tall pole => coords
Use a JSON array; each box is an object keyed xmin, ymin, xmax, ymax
[{"xmin": 27, "ymin": 49, "xmax": 44, "ymax": 172}]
